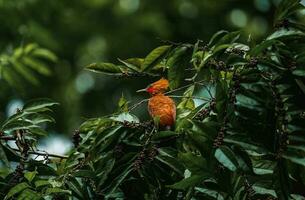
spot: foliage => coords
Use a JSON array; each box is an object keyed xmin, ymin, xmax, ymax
[
  {"xmin": 0, "ymin": 43, "xmax": 57, "ymax": 89},
  {"xmin": 1, "ymin": 0, "xmax": 305, "ymax": 199}
]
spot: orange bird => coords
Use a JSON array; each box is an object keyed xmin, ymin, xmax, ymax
[{"xmin": 138, "ymin": 78, "xmax": 176, "ymax": 128}]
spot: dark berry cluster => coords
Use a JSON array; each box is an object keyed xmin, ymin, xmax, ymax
[
  {"xmin": 246, "ymin": 58, "xmax": 258, "ymax": 68},
  {"xmin": 133, "ymin": 146, "xmax": 158, "ymax": 171},
  {"xmin": 114, "ymin": 144, "xmax": 124, "ymax": 158},
  {"xmin": 122, "ymin": 120, "xmax": 154, "ymax": 132},
  {"xmin": 274, "ymin": 19, "xmax": 289, "ymax": 30},
  {"xmin": 227, "ymin": 47, "xmax": 246, "ymax": 56},
  {"xmin": 269, "ymin": 79, "xmax": 289, "ymax": 159},
  {"xmin": 213, "ymin": 127, "xmax": 225, "ymax": 148},
  {"xmin": 72, "ymin": 129, "xmax": 81, "ymax": 148},
  {"xmin": 243, "ymin": 177, "xmax": 255, "ymax": 199},
  {"xmin": 115, "ymin": 71, "xmax": 159, "ymax": 79},
  {"xmin": 194, "ymin": 98, "xmax": 216, "ymax": 121},
  {"xmin": 229, "ymin": 74, "xmax": 241, "ymax": 106},
  {"xmin": 9, "ymin": 164, "xmax": 24, "ymax": 186}
]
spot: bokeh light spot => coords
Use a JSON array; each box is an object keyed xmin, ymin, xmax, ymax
[
  {"xmin": 254, "ymin": 0, "xmax": 270, "ymax": 12},
  {"xmin": 119, "ymin": 0, "xmax": 140, "ymax": 13},
  {"xmin": 6, "ymin": 99, "xmax": 23, "ymax": 117},
  {"xmin": 75, "ymin": 72, "xmax": 95, "ymax": 94},
  {"xmin": 179, "ymin": 1, "xmax": 198, "ymax": 18},
  {"xmin": 230, "ymin": 9, "xmax": 248, "ymax": 27}
]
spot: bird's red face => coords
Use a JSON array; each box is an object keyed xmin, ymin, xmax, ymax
[{"xmin": 146, "ymin": 78, "xmax": 169, "ymax": 95}]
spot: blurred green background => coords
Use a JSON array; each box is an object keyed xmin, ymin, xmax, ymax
[{"xmin": 0, "ymin": 0, "xmax": 288, "ymax": 141}]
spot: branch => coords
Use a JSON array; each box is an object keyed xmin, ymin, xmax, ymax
[
  {"xmin": 0, "ymin": 136, "xmax": 15, "ymax": 141},
  {"xmin": 10, "ymin": 147, "xmax": 68, "ymax": 159},
  {"xmin": 168, "ymin": 95, "xmax": 211, "ymax": 101}
]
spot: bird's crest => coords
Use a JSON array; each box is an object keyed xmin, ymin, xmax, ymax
[{"xmin": 147, "ymin": 78, "xmax": 169, "ymax": 95}]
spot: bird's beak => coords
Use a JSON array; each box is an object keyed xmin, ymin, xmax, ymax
[{"xmin": 136, "ymin": 88, "xmax": 147, "ymax": 93}]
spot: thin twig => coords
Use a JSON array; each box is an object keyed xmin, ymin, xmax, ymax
[
  {"xmin": 0, "ymin": 136, "xmax": 15, "ymax": 141},
  {"xmin": 129, "ymin": 99, "xmax": 149, "ymax": 111},
  {"xmin": 169, "ymin": 95, "xmax": 211, "ymax": 101},
  {"xmin": 164, "ymin": 80, "xmax": 207, "ymax": 95},
  {"xmin": 10, "ymin": 147, "xmax": 68, "ymax": 159}
]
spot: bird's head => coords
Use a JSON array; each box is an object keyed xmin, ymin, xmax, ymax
[{"xmin": 137, "ymin": 78, "xmax": 169, "ymax": 95}]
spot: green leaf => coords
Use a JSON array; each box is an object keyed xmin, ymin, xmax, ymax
[
  {"xmin": 282, "ymin": 153, "xmax": 305, "ymax": 167},
  {"xmin": 106, "ymin": 166, "xmax": 133, "ymax": 196},
  {"xmin": 5, "ymin": 182, "xmax": 30, "ymax": 200},
  {"xmin": 152, "ymin": 131, "xmax": 177, "ymax": 140},
  {"xmin": 195, "ymin": 187, "xmax": 224, "ymax": 200},
  {"xmin": 118, "ymin": 94, "xmax": 128, "ymax": 112},
  {"xmin": 214, "ymin": 146, "xmax": 239, "ymax": 171},
  {"xmin": 45, "ymin": 187, "xmax": 72, "ymax": 195},
  {"xmin": 85, "ymin": 62, "xmax": 122, "ymax": 75},
  {"xmin": 118, "ymin": 58, "xmax": 141, "ymax": 72},
  {"xmin": 34, "ymin": 180, "xmax": 51, "ymax": 188},
  {"xmin": 0, "ymin": 144, "xmax": 9, "ymax": 167},
  {"xmin": 167, "ymin": 46, "xmax": 189, "ymax": 89},
  {"xmin": 168, "ymin": 175, "xmax": 203, "ymax": 190},
  {"xmin": 17, "ymin": 188, "xmax": 40, "ymax": 200},
  {"xmin": 267, "ymin": 28, "xmax": 304, "ymax": 40},
  {"xmin": 110, "ymin": 112, "xmax": 139, "ymax": 123},
  {"xmin": 23, "ymin": 98, "xmax": 58, "ymax": 112},
  {"xmin": 207, "ymin": 30, "xmax": 229, "ymax": 47},
  {"xmin": 274, "ymin": 0, "xmax": 303, "ymax": 22},
  {"xmin": 252, "ymin": 184, "xmax": 277, "ymax": 197},
  {"xmin": 22, "ymin": 57, "xmax": 52, "ymax": 76},
  {"xmin": 31, "ymin": 48, "xmax": 57, "ymax": 62},
  {"xmin": 24, "ymin": 171, "xmax": 38, "ymax": 182},
  {"xmin": 142, "ymin": 45, "xmax": 172, "ymax": 71},
  {"xmin": 10, "ymin": 59, "xmax": 39, "ymax": 85}
]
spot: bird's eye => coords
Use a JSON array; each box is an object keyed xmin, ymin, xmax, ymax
[{"xmin": 146, "ymin": 87, "xmax": 155, "ymax": 93}]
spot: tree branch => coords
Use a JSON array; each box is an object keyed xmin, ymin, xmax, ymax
[{"xmin": 10, "ymin": 147, "xmax": 68, "ymax": 159}]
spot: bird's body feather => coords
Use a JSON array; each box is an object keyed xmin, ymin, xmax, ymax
[{"xmin": 148, "ymin": 94, "xmax": 176, "ymax": 127}]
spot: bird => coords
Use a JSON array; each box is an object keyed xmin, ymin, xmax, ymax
[{"xmin": 137, "ymin": 78, "xmax": 176, "ymax": 129}]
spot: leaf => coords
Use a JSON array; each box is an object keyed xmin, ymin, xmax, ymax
[
  {"xmin": 17, "ymin": 188, "xmax": 40, "ymax": 200},
  {"xmin": 179, "ymin": 152, "xmax": 207, "ymax": 173},
  {"xmin": 22, "ymin": 57, "xmax": 52, "ymax": 76},
  {"xmin": 252, "ymin": 185, "xmax": 277, "ymax": 197},
  {"xmin": 4, "ymin": 182, "xmax": 30, "ymax": 200},
  {"xmin": 0, "ymin": 144, "xmax": 9, "ymax": 167},
  {"xmin": 23, "ymin": 98, "xmax": 58, "ymax": 112},
  {"xmin": 282, "ymin": 153, "xmax": 305, "ymax": 167},
  {"xmin": 34, "ymin": 180, "xmax": 51, "ymax": 188},
  {"xmin": 195, "ymin": 187, "xmax": 225, "ymax": 200},
  {"xmin": 152, "ymin": 131, "xmax": 177, "ymax": 140},
  {"xmin": 105, "ymin": 165, "xmax": 133, "ymax": 195},
  {"xmin": 168, "ymin": 175, "xmax": 203, "ymax": 190},
  {"xmin": 31, "ymin": 48, "xmax": 57, "ymax": 62},
  {"xmin": 214, "ymin": 146, "xmax": 239, "ymax": 171},
  {"xmin": 85, "ymin": 62, "xmax": 122, "ymax": 75},
  {"xmin": 295, "ymin": 79, "xmax": 305, "ymax": 95},
  {"xmin": 10, "ymin": 59, "xmax": 39, "ymax": 85},
  {"xmin": 249, "ymin": 39, "xmax": 280, "ymax": 56},
  {"xmin": 118, "ymin": 94, "xmax": 128, "ymax": 112},
  {"xmin": 118, "ymin": 58, "xmax": 141, "ymax": 72},
  {"xmin": 274, "ymin": 0, "xmax": 303, "ymax": 22},
  {"xmin": 142, "ymin": 45, "xmax": 172, "ymax": 71},
  {"xmin": 110, "ymin": 112, "xmax": 139, "ymax": 123},
  {"xmin": 214, "ymin": 31, "xmax": 240, "ymax": 47},
  {"xmin": 167, "ymin": 46, "xmax": 189, "ymax": 89},
  {"xmin": 2, "ymin": 120, "xmax": 35, "ymax": 132},
  {"xmin": 207, "ymin": 30, "xmax": 229, "ymax": 47},
  {"xmin": 24, "ymin": 171, "xmax": 38, "ymax": 182},
  {"xmin": 45, "ymin": 187, "xmax": 72, "ymax": 195},
  {"xmin": 267, "ymin": 28, "xmax": 304, "ymax": 40}
]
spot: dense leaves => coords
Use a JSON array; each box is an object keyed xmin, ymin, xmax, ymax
[{"xmin": 1, "ymin": 0, "xmax": 305, "ymax": 199}]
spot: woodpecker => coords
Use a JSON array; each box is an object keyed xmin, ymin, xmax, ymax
[{"xmin": 138, "ymin": 78, "xmax": 176, "ymax": 128}]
